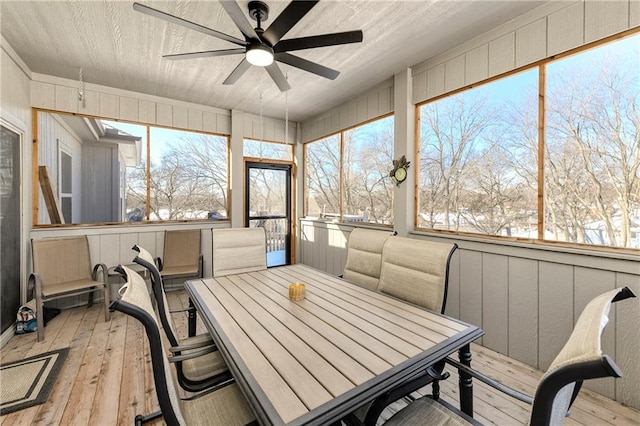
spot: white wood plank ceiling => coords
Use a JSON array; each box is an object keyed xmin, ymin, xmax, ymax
[{"xmin": 1, "ymin": 0, "xmax": 544, "ymax": 122}]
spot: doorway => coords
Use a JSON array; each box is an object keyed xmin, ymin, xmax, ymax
[
  {"xmin": 245, "ymin": 162, "xmax": 291, "ymax": 267},
  {"xmin": 1, "ymin": 125, "xmax": 21, "ymax": 334}
]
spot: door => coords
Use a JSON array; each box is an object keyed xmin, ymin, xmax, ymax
[
  {"xmin": 1, "ymin": 125, "xmax": 21, "ymax": 334},
  {"xmin": 245, "ymin": 162, "xmax": 291, "ymax": 267}
]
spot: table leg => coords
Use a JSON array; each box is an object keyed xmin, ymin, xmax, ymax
[
  {"xmin": 188, "ymin": 298, "xmax": 197, "ymax": 337},
  {"xmin": 458, "ymin": 343, "xmax": 474, "ymax": 417}
]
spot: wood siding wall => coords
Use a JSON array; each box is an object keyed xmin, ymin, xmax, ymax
[
  {"xmin": 299, "ymin": 219, "xmax": 640, "ymax": 409},
  {"xmin": 300, "ymin": 78, "xmax": 394, "ymax": 143},
  {"xmin": 412, "ymin": 1, "xmax": 640, "ymax": 104}
]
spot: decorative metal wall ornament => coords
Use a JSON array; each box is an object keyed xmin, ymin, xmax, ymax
[{"xmin": 389, "ymin": 155, "xmax": 410, "ymax": 186}]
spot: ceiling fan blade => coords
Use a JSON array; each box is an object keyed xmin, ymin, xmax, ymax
[
  {"xmin": 274, "ymin": 30, "xmax": 363, "ymax": 53},
  {"xmin": 265, "ymin": 63, "xmax": 291, "ymax": 92},
  {"xmin": 275, "ymin": 52, "xmax": 339, "ymax": 80},
  {"xmin": 133, "ymin": 2, "xmax": 246, "ymax": 46},
  {"xmin": 223, "ymin": 59, "xmax": 252, "ymax": 85},
  {"xmin": 219, "ymin": 0, "xmax": 259, "ymax": 40},
  {"xmin": 164, "ymin": 48, "xmax": 245, "ymax": 60},
  {"xmin": 262, "ymin": 0, "xmax": 319, "ymax": 46}
]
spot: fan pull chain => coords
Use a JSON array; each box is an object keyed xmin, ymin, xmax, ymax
[
  {"xmin": 78, "ymin": 67, "xmax": 85, "ymax": 102},
  {"xmin": 285, "ymin": 74, "xmax": 289, "ymax": 144},
  {"xmin": 259, "ymin": 92, "xmax": 264, "ymax": 143}
]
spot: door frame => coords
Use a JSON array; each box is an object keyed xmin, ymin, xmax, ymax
[
  {"xmin": 244, "ymin": 159, "xmax": 295, "ymax": 265},
  {"xmin": 0, "ymin": 118, "xmax": 25, "ymax": 346}
]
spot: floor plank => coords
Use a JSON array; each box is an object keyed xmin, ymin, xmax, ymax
[{"xmin": 1, "ymin": 291, "xmax": 638, "ymax": 426}]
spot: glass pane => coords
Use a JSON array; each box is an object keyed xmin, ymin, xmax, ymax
[
  {"xmin": 343, "ymin": 116, "xmax": 394, "ymax": 224},
  {"xmin": 61, "ymin": 197, "xmax": 72, "ymax": 223},
  {"xmin": 0, "ymin": 125, "xmax": 21, "ymax": 333},
  {"xmin": 60, "ymin": 151, "xmax": 72, "ymax": 193},
  {"xmin": 244, "ymin": 139, "xmax": 293, "ymax": 161},
  {"xmin": 249, "ymin": 168, "xmax": 287, "ymax": 217},
  {"xmin": 545, "ymin": 34, "xmax": 640, "ymax": 248},
  {"xmin": 418, "ymin": 69, "xmax": 539, "ymax": 237},
  {"xmin": 148, "ymin": 127, "xmax": 228, "ymax": 220},
  {"xmin": 250, "ymin": 218, "xmax": 287, "ymax": 267},
  {"xmin": 305, "ymin": 135, "xmax": 340, "ymax": 218}
]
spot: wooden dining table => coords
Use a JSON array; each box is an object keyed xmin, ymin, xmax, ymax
[{"xmin": 185, "ymin": 264, "xmax": 484, "ymax": 426}]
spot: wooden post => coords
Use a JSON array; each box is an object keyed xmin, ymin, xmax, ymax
[{"xmin": 38, "ymin": 165, "xmax": 65, "ymax": 224}]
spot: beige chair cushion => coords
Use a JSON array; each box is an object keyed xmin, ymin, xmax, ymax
[
  {"xmin": 212, "ymin": 228, "xmax": 267, "ymax": 277},
  {"xmin": 162, "ymin": 229, "xmax": 201, "ymax": 278},
  {"xmin": 343, "ymin": 228, "xmax": 391, "ymax": 290},
  {"xmin": 181, "ymin": 382, "xmax": 255, "ymax": 426},
  {"xmin": 378, "ymin": 237, "xmax": 456, "ymax": 312},
  {"xmin": 40, "ymin": 278, "xmax": 103, "ymax": 297},
  {"xmin": 385, "ymin": 396, "xmax": 469, "ymax": 426},
  {"xmin": 182, "ymin": 348, "xmax": 229, "ymax": 382},
  {"xmin": 32, "ymin": 237, "xmax": 93, "ymax": 286}
]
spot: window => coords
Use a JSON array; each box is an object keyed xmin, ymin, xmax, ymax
[
  {"xmin": 305, "ymin": 134, "xmax": 340, "ymax": 219},
  {"xmin": 58, "ymin": 148, "xmax": 73, "ymax": 223},
  {"xmin": 418, "ymin": 70, "xmax": 538, "ymax": 237},
  {"xmin": 35, "ymin": 111, "xmax": 229, "ymax": 225},
  {"xmin": 416, "ymin": 32, "xmax": 639, "ymax": 249},
  {"xmin": 544, "ymin": 36, "xmax": 639, "ymax": 248},
  {"xmin": 304, "ymin": 115, "xmax": 395, "ymax": 224},
  {"xmin": 343, "ymin": 116, "xmax": 395, "ymax": 224},
  {"xmin": 147, "ymin": 127, "xmax": 228, "ymax": 221},
  {"xmin": 244, "ymin": 139, "xmax": 293, "ymax": 161}
]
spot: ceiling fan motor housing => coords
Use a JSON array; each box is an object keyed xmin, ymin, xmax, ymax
[{"xmin": 249, "ymin": 1, "xmax": 269, "ymax": 27}]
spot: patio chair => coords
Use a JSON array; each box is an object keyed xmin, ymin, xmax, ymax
[
  {"xmin": 342, "ymin": 228, "xmax": 393, "ymax": 291},
  {"xmin": 212, "ymin": 228, "xmax": 267, "ymax": 277},
  {"xmin": 110, "ymin": 265, "xmax": 256, "ymax": 426},
  {"xmin": 157, "ymin": 229, "xmax": 203, "ymax": 282},
  {"xmin": 360, "ymin": 237, "xmax": 458, "ymax": 425},
  {"xmin": 132, "ymin": 244, "xmax": 231, "ymax": 392},
  {"xmin": 381, "ymin": 286, "xmax": 636, "ymax": 426},
  {"xmin": 29, "ymin": 236, "xmax": 110, "ymax": 342}
]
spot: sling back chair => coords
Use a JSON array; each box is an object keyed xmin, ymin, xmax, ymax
[
  {"xmin": 211, "ymin": 227, "xmax": 267, "ymax": 277},
  {"xmin": 342, "ymin": 228, "xmax": 393, "ymax": 291},
  {"xmin": 30, "ymin": 236, "xmax": 110, "ymax": 342},
  {"xmin": 157, "ymin": 229, "xmax": 204, "ymax": 282},
  {"xmin": 110, "ymin": 265, "xmax": 256, "ymax": 426},
  {"xmin": 382, "ymin": 286, "xmax": 636, "ymax": 426},
  {"xmin": 360, "ymin": 237, "xmax": 459, "ymax": 425},
  {"xmin": 133, "ymin": 244, "xmax": 231, "ymax": 392}
]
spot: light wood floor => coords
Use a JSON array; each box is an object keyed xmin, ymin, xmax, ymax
[{"xmin": 1, "ymin": 291, "xmax": 638, "ymax": 426}]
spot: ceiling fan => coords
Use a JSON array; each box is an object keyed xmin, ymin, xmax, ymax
[{"xmin": 133, "ymin": 0, "xmax": 363, "ymax": 91}]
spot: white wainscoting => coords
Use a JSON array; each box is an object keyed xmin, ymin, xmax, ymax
[{"xmin": 299, "ymin": 219, "xmax": 640, "ymax": 409}]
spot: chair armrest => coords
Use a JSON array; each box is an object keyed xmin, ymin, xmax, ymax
[
  {"xmin": 445, "ymin": 357, "xmax": 533, "ymax": 405},
  {"xmin": 92, "ymin": 263, "xmax": 108, "ymax": 283},
  {"xmin": 28, "ymin": 273, "xmax": 42, "ymax": 299},
  {"xmin": 155, "ymin": 257, "xmax": 163, "ymax": 272},
  {"xmin": 198, "ymin": 254, "xmax": 204, "ymax": 278},
  {"xmin": 180, "ymin": 378, "xmax": 236, "ymax": 401},
  {"xmin": 168, "ymin": 336, "xmax": 215, "ymax": 352},
  {"xmin": 168, "ymin": 345, "xmax": 216, "ymax": 362},
  {"xmin": 169, "ymin": 307, "xmax": 190, "ymax": 314}
]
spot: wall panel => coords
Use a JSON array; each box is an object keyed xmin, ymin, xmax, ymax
[{"xmin": 482, "ymin": 253, "xmax": 509, "ymax": 354}]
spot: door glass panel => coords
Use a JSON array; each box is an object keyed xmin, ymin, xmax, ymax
[
  {"xmin": 1, "ymin": 125, "xmax": 21, "ymax": 334},
  {"xmin": 248, "ymin": 168, "xmax": 287, "ymax": 217},
  {"xmin": 250, "ymin": 218, "xmax": 287, "ymax": 267}
]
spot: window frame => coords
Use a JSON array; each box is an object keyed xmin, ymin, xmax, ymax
[
  {"xmin": 303, "ymin": 113, "xmax": 395, "ymax": 226},
  {"xmin": 414, "ymin": 28, "xmax": 640, "ymax": 253},
  {"xmin": 32, "ymin": 109, "xmax": 231, "ymax": 227}
]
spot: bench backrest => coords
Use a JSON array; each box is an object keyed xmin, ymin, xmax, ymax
[{"xmin": 32, "ymin": 236, "xmax": 92, "ymax": 285}]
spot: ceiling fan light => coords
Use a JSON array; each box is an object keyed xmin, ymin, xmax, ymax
[{"xmin": 246, "ymin": 44, "xmax": 274, "ymax": 66}]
